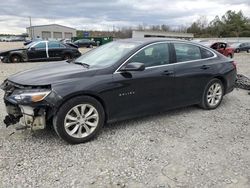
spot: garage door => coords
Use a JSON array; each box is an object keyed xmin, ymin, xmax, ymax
[
  {"xmin": 65, "ymin": 32, "xmax": 73, "ymax": 39},
  {"xmin": 53, "ymin": 32, "xmax": 63, "ymax": 39},
  {"xmin": 42, "ymin": 31, "xmax": 51, "ymax": 39}
]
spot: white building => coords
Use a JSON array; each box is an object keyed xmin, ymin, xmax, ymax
[
  {"xmin": 26, "ymin": 24, "xmax": 77, "ymax": 40},
  {"xmin": 132, "ymin": 30, "xmax": 194, "ymax": 39}
]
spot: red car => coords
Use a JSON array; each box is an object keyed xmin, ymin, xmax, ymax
[{"xmin": 210, "ymin": 42, "xmax": 234, "ymax": 58}]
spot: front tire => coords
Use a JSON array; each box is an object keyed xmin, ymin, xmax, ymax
[
  {"xmin": 200, "ymin": 79, "xmax": 224, "ymax": 110},
  {"xmin": 53, "ymin": 96, "xmax": 105, "ymax": 144},
  {"xmin": 10, "ymin": 55, "xmax": 22, "ymax": 63}
]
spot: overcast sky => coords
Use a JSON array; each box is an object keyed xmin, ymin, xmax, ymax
[{"xmin": 0, "ymin": 0, "xmax": 250, "ymax": 34}]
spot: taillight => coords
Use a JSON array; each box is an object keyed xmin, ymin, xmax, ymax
[{"xmin": 232, "ymin": 61, "xmax": 237, "ymax": 69}]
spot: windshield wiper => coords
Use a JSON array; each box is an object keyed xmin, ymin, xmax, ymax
[{"xmin": 73, "ymin": 61, "xmax": 90, "ymax": 69}]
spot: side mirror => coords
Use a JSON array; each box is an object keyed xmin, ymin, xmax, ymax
[{"xmin": 120, "ymin": 62, "xmax": 145, "ymax": 72}]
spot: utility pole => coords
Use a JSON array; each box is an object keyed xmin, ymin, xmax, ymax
[
  {"xmin": 29, "ymin": 16, "xmax": 32, "ymax": 27},
  {"xmin": 29, "ymin": 16, "xmax": 33, "ymax": 39}
]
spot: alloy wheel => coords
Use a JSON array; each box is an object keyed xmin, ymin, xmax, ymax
[
  {"xmin": 11, "ymin": 56, "xmax": 21, "ymax": 63},
  {"xmin": 64, "ymin": 104, "xmax": 99, "ymax": 138},
  {"xmin": 206, "ymin": 83, "xmax": 223, "ymax": 107}
]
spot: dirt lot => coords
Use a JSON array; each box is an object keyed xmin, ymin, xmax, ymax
[{"xmin": 0, "ymin": 42, "xmax": 250, "ymax": 188}]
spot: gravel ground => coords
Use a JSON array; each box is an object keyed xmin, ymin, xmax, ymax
[{"xmin": 0, "ymin": 49, "xmax": 250, "ymax": 187}]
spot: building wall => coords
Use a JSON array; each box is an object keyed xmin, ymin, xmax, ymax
[
  {"xmin": 27, "ymin": 25, "xmax": 76, "ymax": 40},
  {"xmin": 132, "ymin": 30, "xmax": 194, "ymax": 39}
]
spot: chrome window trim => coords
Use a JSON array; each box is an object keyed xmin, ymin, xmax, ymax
[{"xmin": 114, "ymin": 41, "xmax": 217, "ymax": 74}]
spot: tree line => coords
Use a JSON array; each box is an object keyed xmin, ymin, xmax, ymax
[
  {"xmin": 187, "ymin": 10, "xmax": 250, "ymax": 37},
  {"xmin": 76, "ymin": 10, "xmax": 250, "ymax": 39}
]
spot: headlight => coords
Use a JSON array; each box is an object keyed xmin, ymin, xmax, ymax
[{"xmin": 10, "ymin": 89, "xmax": 51, "ymax": 103}]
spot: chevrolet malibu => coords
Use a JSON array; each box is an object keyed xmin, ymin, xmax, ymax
[{"xmin": 1, "ymin": 39, "xmax": 237, "ymax": 144}]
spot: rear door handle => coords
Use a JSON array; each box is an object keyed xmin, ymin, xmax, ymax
[
  {"xmin": 162, "ymin": 70, "xmax": 174, "ymax": 76},
  {"xmin": 201, "ymin": 65, "xmax": 210, "ymax": 70}
]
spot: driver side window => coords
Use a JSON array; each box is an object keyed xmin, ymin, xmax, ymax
[
  {"xmin": 34, "ymin": 42, "xmax": 46, "ymax": 49},
  {"xmin": 127, "ymin": 43, "xmax": 170, "ymax": 67}
]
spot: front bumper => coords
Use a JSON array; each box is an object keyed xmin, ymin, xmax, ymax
[
  {"xmin": 0, "ymin": 56, "xmax": 8, "ymax": 63},
  {"xmin": 1, "ymin": 80, "xmax": 59, "ymax": 130},
  {"xmin": 4, "ymin": 102, "xmax": 47, "ymax": 130}
]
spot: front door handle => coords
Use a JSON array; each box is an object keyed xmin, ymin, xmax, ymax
[
  {"xmin": 162, "ymin": 70, "xmax": 174, "ymax": 76},
  {"xmin": 201, "ymin": 65, "xmax": 210, "ymax": 70}
]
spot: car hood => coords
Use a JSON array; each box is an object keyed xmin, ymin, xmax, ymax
[
  {"xmin": 0, "ymin": 48, "xmax": 25, "ymax": 55},
  {"xmin": 8, "ymin": 61, "xmax": 96, "ymax": 86}
]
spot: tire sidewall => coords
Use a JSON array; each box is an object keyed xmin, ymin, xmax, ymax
[
  {"xmin": 54, "ymin": 96, "xmax": 105, "ymax": 144},
  {"xmin": 10, "ymin": 55, "xmax": 21, "ymax": 63},
  {"xmin": 202, "ymin": 79, "xmax": 224, "ymax": 110}
]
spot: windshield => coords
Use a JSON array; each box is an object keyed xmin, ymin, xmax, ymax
[
  {"xmin": 25, "ymin": 41, "xmax": 38, "ymax": 49},
  {"xmin": 74, "ymin": 41, "xmax": 140, "ymax": 68}
]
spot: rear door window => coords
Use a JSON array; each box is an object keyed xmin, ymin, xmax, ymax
[
  {"xmin": 48, "ymin": 42, "xmax": 64, "ymax": 48},
  {"xmin": 200, "ymin": 47, "xmax": 214, "ymax": 59},
  {"xmin": 173, "ymin": 43, "xmax": 201, "ymax": 62}
]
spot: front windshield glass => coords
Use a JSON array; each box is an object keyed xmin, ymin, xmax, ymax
[
  {"xmin": 25, "ymin": 41, "xmax": 38, "ymax": 49},
  {"xmin": 74, "ymin": 41, "xmax": 140, "ymax": 68}
]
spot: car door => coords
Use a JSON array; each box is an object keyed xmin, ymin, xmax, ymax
[
  {"xmin": 27, "ymin": 41, "xmax": 48, "ymax": 60},
  {"xmin": 48, "ymin": 41, "xmax": 65, "ymax": 59},
  {"xmin": 110, "ymin": 42, "xmax": 175, "ymax": 119},
  {"xmin": 172, "ymin": 42, "xmax": 216, "ymax": 106},
  {"xmin": 79, "ymin": 39, "xmax": 88, "ymax": 47}
]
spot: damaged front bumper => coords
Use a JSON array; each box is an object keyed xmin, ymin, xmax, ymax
[
  {"xmin": 1, "ymin": 80, "xmax": 61, "ymax": 130},
  {"xmin": 4, "ymin": 104, "xmax": 46, "ymax": 130}
]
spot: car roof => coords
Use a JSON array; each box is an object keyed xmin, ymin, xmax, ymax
[{"xmin": 118, "ymin": 37, "xmax": 183, "ymax": 44}]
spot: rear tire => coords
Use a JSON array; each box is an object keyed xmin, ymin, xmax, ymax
[
  {"xmin": 200, "ymin": 79, "xmax": 224, "ymax": 110},
  {"xmin": 53, "ymin": 96, "xmax": 105, "ymax": 144},
  {"xmin": 10, "ymin": 55, "xmax": 22, "ymax": 63}
]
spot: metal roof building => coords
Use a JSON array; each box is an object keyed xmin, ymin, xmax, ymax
[
  {"xmin": 26, "ymin": 24, "xmax": 77, "ymax": 40},
  {"xmin": 132, "ymin": 30, "xmax": 194, "ymax": 39}
]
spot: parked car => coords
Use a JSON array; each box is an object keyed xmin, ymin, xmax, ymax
[
  {"xmin": 210, "ymin": 42, "xmax": 234, "ymax": 58},
  {"xmin": 231, "ymin": 42, "xmax": 250, "ymax": 53},
  {"xmin": 74, "ymin": 39, "xmax": 96, "ymax": 48},
  {"xmin": 1, "ymin": 39, "xmax": 237, "ymax": 144},
  {"xmin": 11, "ymin": 36, "xmax": 25, "ymax": 42},
  {"xmin": 0, "ymin": 41, "xmax": 81, "ymax": 63}
]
